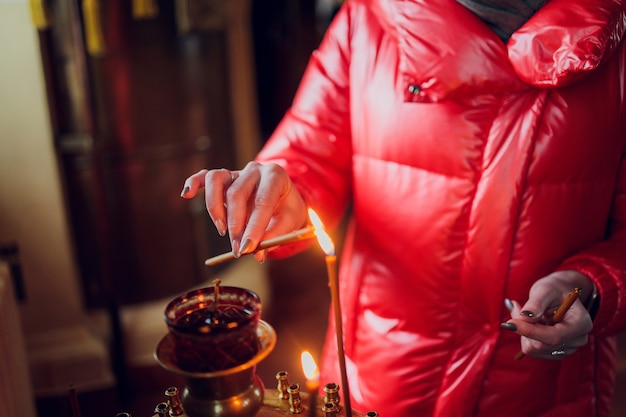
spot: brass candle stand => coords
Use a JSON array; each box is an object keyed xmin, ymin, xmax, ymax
[
  {"xmin": 154, "ymin": 320, "xmax": 276, "ymax": 417},
  {"xmin": 143, "ymin": 283, "xmax": 378, "ymax": 417},
  {"xmin": 144, "ymin": 386, "xmax": 375, "ymax": 417}
]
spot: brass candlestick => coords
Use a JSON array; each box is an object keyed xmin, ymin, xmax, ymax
[
  {"xmin": 321, "ymin": 403, "xmax": 339, "ymax": 417},
  {"xmin": 155, "ymin": 283, "xmax": 276, "ymax": 417},
  {"xmin": 276, "ymin": 371, "xmax": 290, "ymax": 400},
  {"xmin": 155, "ymin": 320, "xmax": 276, "ymax": 417},
  {"xmin": 322, "ymin": 383, "xmax": 341, "ymax": 412},
  {"xmin": 287, "ymin": 383, "xmax": 304, "ymax": 414}
]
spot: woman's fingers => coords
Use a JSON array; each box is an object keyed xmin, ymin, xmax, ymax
[
  {"xmin": 180, "ymin": 168, "xmax": 244, "ymax": 238},
  {"xmin": 224, "ymin": 164, "xmax": 263, "ymax": 257},
  {"xmin": 204, "ymin": 169, "xmax": 240, "ymax": 237},
  {"xmin": 236, "ymin": 164, "xmax": 293, "ymax": 254},
  {"xmin": 181, "ymin": 162, "xmax": 307, "ymax": 261},
  {"xmin": 509, "ymin": 301, "xmax": 592, "ymax": 359},
  {"xmin": 180, "ymin": 169, "xmax": 209, "ymax": 198}
]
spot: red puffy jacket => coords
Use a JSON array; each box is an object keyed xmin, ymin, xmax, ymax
[{"xmin": 257, "ymin": 0, "xmax": 626, "ymax": 416}]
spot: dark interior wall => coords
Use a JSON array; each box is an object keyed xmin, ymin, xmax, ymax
[
  {"xmin": 252, "ymin": 0, "xmax": 321, "ymax": 141},
  {"xmin": 39, "ymin": 0, "xmax": 328, "ymax": 310}
]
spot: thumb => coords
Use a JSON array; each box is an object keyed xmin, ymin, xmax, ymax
[{"xmin": 518, "ymin": 282, "xmax": 562, "ymax": 323}]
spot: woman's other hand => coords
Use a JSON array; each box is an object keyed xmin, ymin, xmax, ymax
[{"xmin": 503, "ymin": 270, "xmax": 594, "ymax": 360}]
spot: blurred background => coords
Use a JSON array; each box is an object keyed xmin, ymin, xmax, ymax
[
  {"xmin": 0, "ymin": 0, "xmax": 339, "ymax": 415},
  {"xmin": 0, "ymin": 0, "xmax": 623, "ymax": 416}
]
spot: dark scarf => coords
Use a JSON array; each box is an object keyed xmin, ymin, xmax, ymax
[{"xmin": 456, "ymin": 0, "xmax": 547, "ymax": 42}]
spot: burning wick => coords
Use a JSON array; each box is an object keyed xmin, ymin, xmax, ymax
[
  {"xmin": 212, "ymin": 278, "xmax": 221, "ymax": 306},
  {"xmin": 301, "ymin": 351, "xmax": 320, "ymax": 417},
  {"xmin": 308, "ymin": 208, "xmax": 352, "ymax": 417},
  {"xmin": 206, "ymin": 278, "xmax": 222, "ymax": 326},
  {"xmin": 209, "ymin": 279, "xmax": 221, "ymax": 325}
]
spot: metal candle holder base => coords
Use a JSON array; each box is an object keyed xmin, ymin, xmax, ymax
[{"xmin": 155, "ymin": 320, "xmax": 277, "ymax": 417}]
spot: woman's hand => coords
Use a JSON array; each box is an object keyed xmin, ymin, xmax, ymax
[
  {"xmin": 181, "ymin": 162, "xmax": 308, "ymax": 262},
  {"xmin": 503, "ymin": 270, "xmax": 594, "ymax": 360}
]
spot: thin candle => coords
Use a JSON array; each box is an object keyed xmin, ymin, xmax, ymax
[
  {"xmin": 308, "ymin": 208, "xmax": 352, "ymax": 417},
  {"xmin": 552, "ymin": 287, "xmax": 582, "ymax": 322},
  {"xmin": 301, "ymin": 351, "xmax": 320, "ymax": 417},
  {"xmin": 204, "ymin": 226, "xmax": 316, "ymax": 266}
]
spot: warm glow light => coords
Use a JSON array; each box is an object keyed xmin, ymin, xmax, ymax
[
  {"xmin": 308, "ymin": 208, "xmax": 335, "ymax": 256},
  {"xmin": 301, "ymin": 351, "xmax": 320, "ymax": 383}
]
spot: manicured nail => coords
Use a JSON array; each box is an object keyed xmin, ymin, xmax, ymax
[
  {"xmin": 504, "ymin": 299, "xmax": 514, "ymax": 312},
  {"xmin": 215, "ymin": 219, "xmax": 227, "ymax": 237},
  {"xmin": 232, "ymin": 239, "xmax": 241, "ymax": 258},
  {"xmin": 500, "ymin": 322, "xmax": 517, "ymax": 332},
  {"xmin": 520, "ymin": 310, "xmax": 535, "ymax": 318},
  {"xmin": 239, "ymin": 238, "xmax": 256, "ymax": 255},
  {"xmin": 254, "ymin": 249, "xmax": 267, "ymax": 264},
  {"xmin": 180, "ymin": 186, "xmax": 190, "ymax": 197}
]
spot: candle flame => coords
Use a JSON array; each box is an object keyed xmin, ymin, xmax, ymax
[
  {"xmin": 301, "ymin": 351, "xmax": 320, "ymax": 383},
  {"xmin": 308, "ymin": 208, "xmax": 335, "ymax": 256}
]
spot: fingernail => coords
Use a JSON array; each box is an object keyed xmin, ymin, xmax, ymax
[
  {"xmin": 504, "ymin": 299, "xmax": 514, "ymax": 312},
  {"xmin": 254, "ymin": 250, "xmax": 267, "ymax": 264},
  {"xmin": 232, "ymin": 239, "xmax": 241, "ymax": 258},
  {"xmin": 215, "ymin": 219, "xmax": 227, "ymax": 237},
  {"xmin": 239, "ymin": 238, "xmax": 256, "ymax": 255},
  {"xmin": 500, "ymin": 322, "xmax": 517, "ymax": 332},
  {"xmin": 180, "ymin": 186, "xmax": 190, "ymax": 197},
  {"xmin": 520, "ymin": 310, "xmax": 535, "ymax": 318}
]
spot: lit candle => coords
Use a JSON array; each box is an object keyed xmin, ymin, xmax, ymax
[
  {"xmin": 308, "ymin": 208, "xmax": 352, "ymax": 417},
  {"xmin": 301, "ymin": 351, "xmax": 320, "ymax": 417}
]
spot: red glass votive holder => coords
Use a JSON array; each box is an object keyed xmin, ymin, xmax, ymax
[{"xmin": 164, "ymin": 286, "xmax": 262, "ymax": 373}]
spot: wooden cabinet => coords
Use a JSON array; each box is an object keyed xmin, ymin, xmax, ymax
[{"xmin": 39, "ymin": 0, "xmax": 259, "ymax": 307}]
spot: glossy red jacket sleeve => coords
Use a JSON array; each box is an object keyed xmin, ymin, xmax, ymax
[
  {"xmin": 544, "ymin": 2, "xmax": 626, "ymax": 336},
  {"xmin": 558, "ymin": 142, "xmax": 626, "ymax": 336},
  {"xmin": 255, "ymin": 5, "xmax": 354, "ymax": 249}
]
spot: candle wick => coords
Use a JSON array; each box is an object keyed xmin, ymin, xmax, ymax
[{"xmin": 211, "ymin": 279, "xmax": 221, "ymax": 320}]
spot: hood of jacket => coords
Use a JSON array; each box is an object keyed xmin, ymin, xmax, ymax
[{"xmin": 369, "ymin": 0, "xmax": 626, "ymax": 91}]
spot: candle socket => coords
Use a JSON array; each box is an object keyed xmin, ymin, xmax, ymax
[
  {"xmin": 164, "ymin": 387, "xmax": 185, "ymax": 416},
  {"xmin": 276, "ymin": 371, "xmax": 290, "ymax": 400},
  {"xmin": 321, "ymin": 402, "xmax": 340, "ymax": 417},
  {"xmin": 364, "ymin": 413, "xmax": 379, "ymax": 417},
  {"xmin": 154, "ymin": 402, "xmax": 169, "ymax": 417},
  {"xmin": 288, "ymin": 383, "xmax": 304, "ymax": 414},
  {"xmin": 323, "ymin": 383, "xmax": 341, "ymax": 412}
]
